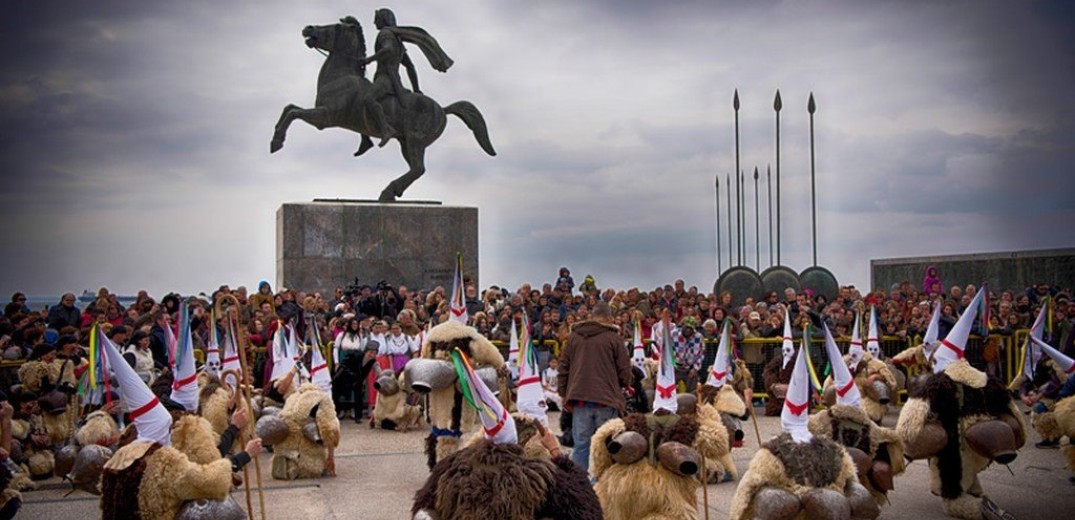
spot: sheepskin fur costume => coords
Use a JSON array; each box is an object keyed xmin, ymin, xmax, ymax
[
  {"xmin": 198, "ymin": 375, "xmax": 233, "ymax": 436},
  {"xmin": 1026, "ymin": 359, "xmax": 1068, "ymax": 442},
  {"xmin": 895, "ymin": 359, "xmax": 1025, "ymax": 520},
  {"xmin": 824, "ymin": 353, "xmax": 897, "ymax": 424},
  {"xmin": 729, "ymin": 433, "xmax": 858, "ymax": 520},
  {"xmin": 1054, "ymin": 395, "xmax": 1075, "ymax": 477},
  {"xmin": 99, "ymin": 438, "xmax": 233, "ymax": 520},
  {"xmin": 372, "ymin": 373, "xmax": 421, "ymax": 432},
  {"xmin": 893, "ymin": 344, "xmax": 927, "ymax": 367},
  {"xmin": 731, "ymin": 359, "xmax": 754, "ymax": 401},
  {"xmin": 13, "ymin": 415, "xmax": 54, "ymax": 480},
  {"xmin": 808, "ymin": 403, "xmax": 906, "ymax": 503},
  {"xmin": 171, "ymin": 415, "xmax": 222, "ymax": 465},
  {"xmin": 17, "ymin": 358, "xmax": 76, "ymax": 393},
  {"xmin": 75, "ymin": 410, "xmax": 120, "ymax": 447},
  {"xmin": 420, "ymin": 320, "xmax": 506, "ymax": 469},
  {"xmin": 694, "ymin": 385, "xmax": 742, "ymax": 482},
  {"xmin": 590, "ymin": 412, "xmax": 722, "ymax": 520},
  {"xmin": 270, "ymin": 383, "xmax": 340, "ymax": 480},
  {"xmin": 412, "ymin": 437, "xmax": 602, "ymax": 520}
]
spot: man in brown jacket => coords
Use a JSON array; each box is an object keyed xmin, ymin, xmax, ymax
[{"xmin": 558, "ymin": 302, "xmax": 633, "ymax": 471}]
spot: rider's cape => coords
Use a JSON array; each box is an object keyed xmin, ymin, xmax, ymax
[{"xmin": 387, "ymin": 26, "xmax": 454, "ymax": 72}]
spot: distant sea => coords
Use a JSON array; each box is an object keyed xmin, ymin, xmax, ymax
[{"xmin": 23, "ymin": 295, "xmax": 138, "ymax": 312}]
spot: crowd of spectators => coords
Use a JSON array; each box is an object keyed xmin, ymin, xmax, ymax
[{"xmin": 2, "ymin": 267, "xmax": 1073, "ymax": 383}]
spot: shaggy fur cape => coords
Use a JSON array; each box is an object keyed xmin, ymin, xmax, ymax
[
  {"xmin": 808, "ymin": 403, "xmax": 906, "ymax": 503},
  {"xmin": 75, "ymin": 410, "xmax": 119, "ymax": 447},
  {"xmin": 270, "ymin": 383, "xmax": 340, "ymax": 480},
  {"xmin": 695, "ymin": 384, "xmax": 742, "ymax": 481},
  {"xmin": 1055, "ymin": 395, "xmax": 1075, "ymax": 476},
  {"xmin": 729, "ymin": 433, "xmax": 857, "ymax": 520},
  {"xmin": 99, "ymin": 418, "xmax": 233, "ymax": 520},
  {"xmin": 421, "ymin": 321, "xmax": 506, "ymax": 469},
  {"xmin": 412, "ymin": 439, "xmax": 601, "ymax": 520},
  {"xmin": 895, "ymin": 359, "xmax": 1025, "ymax": 520},
  {"xmin": 590, "ymin": 412, "xmax": 723, "ymax": 520}
]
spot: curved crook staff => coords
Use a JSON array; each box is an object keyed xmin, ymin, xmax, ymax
[{"xmin": 217, "ymin": 294, "xmax": 267, "ymax": 520}]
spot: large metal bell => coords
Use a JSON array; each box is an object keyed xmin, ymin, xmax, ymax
[
  {"xmin": 655, "ymin": 441, "xmax": 700, "ymax": 477},
  {"xmin": 404, "ymin": 358, "xmax": 457, "ymax": 393},
  {"xmin": 256, "ymin": 415, "xmax": 289, "ymax": 446},
  {"xmin": 800, "ymin": 487, "xmax": 852, "ymax": 520},
  {"xmin": 607, "ymin": 430, "xmax": 647, "ymax": 465},
  {"xmin": 752, "ymin": 486, "xmax": 802, "ymax": 520},
  {"xmin": 474, "ymin": 367, "xmax": 500, "ymax": 396},
  {"xmin": 846, "ymin": 480, "xmax": 880, "ymax": 519},
  {"xmin": 903, "ymin": 420, "xmax": 947, "ymax": 460},
  {"xmin": 865, "ymin": 381, "xmax": 890, "ymax": 405},
  {"xmin": 176, "ymin": 494, "xmax": 247, "ymax": 520},
  {"xmin": 67, "ymin": 444, "xmax": 112, "ymax": 495},
  {"xmin": 302, "ymin": 421, "xmax": 322, "ymax": 444},
  {"xmin": 374, "ymin": 371, "xmax": 401, "ymax": 396},
  {"xmin": 965, "ymin": 419, "xmax": 1018, "ymax": 464},
  {"xmin": 54, "ymin": 444, "xmax": 80, "ymax": 479}
]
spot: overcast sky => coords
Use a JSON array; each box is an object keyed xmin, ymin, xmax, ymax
[{"xmin": 1, "ymin": 0, "xmax": 1073, "ymax": 298}]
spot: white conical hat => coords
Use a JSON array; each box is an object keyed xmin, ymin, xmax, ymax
[
  {"xmin": 1023, "ymin": 301, "xmax": 1049, "ymax": 379},
  {"xmin": 220, "ymin": 317, "xmax": 242, "ymax": 387},
  {"xmin": 824, "ymin": 325, "xmax": 862, "ymax": 407},
  {"xmin": 706, "ymin": 321, "xmax": 732, "ymax": 387},
  {"xmin": 449, "ymin": 253, "xmax": 468, "ymax": 324},
  {"xmin": 653, "ymin": 317, "xmax": 678, "ymax": 413},
  {"xmin": 514, "ymin": 316, "xmax": 548, "ymax": 426},
  {"xmin": 922, "ymin": 301, "xmax": 942, "ymax": 357},
  {"xmin": 308, "ymin": 325, "xmax": 332, "ymax": 394},
  {"xmin": 866, "ymin": 307, "xmax": 882, "ymax": 359},
  {"xmin": 99, "ymin": 326, "xmax": 172, "ymax": 445},
  {"xmin": 933, "ymin": 290, "xmax": 984, "ymax": 373},
  {"xmin": 781, "ymin": 308, "xmax": 795, "ymax": 370},
  {"xmin": 170, "ymin": 301, "xmax": 199, "ymax": 412},
  {"xmin": 506, "ymin": 318, "xmax": 520, "ymax": 380},
  {"xmin": 453, "ymin": 348, "xmax": 517, "ymax": 444},
  {"xmin": 781, "ymin": 333, "xmax": 813, "ymax": 443},
  {"xmin": 847, "ymin": 310, "xmax": 864, "ymax": 368},
  {"xmin": 631, "ymin": 318, "xmax": 646, "ymax": 371},
  {"xmin": 269, "ymin": 322, "xmax": 294, "ymax": 381},
  {"xmin": 1031, "ymin": 336, "xmax": 1075, "ymax": 376},
  {"xmin": 204, "ymin": 311, "xmax": 222, "ymax": 380}
]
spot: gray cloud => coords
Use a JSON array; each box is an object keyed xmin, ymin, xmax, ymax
[{"xmin": 0, "ymin": 0, "xmax": 1072, "ymax": 297}]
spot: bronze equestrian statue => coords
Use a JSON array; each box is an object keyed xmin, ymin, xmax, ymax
[{"xmin": 271, "ymin": 10, "xmax": 496, "ymax": 201}]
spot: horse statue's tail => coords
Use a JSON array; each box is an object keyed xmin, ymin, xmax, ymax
[{"xmin": 445, "ymin": 101, "xmax": 496, "ymax": 156}]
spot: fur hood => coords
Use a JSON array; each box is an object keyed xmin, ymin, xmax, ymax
[
  {"xmin": 76, "ymin": 410, "xmax": 119, "ymax": 447},
  {"xmin": 171, "ymin": 415, "xmax": 221, "ymax": 465},
  {"xmin": 280, "ymin": 383, "xmax": 340, "ymax": 449},
  {"xmin": 570, "ymin": 320, "xmax": 620, "ymax": 337},
  {"xmin": 943, "ymin": 359, "xmax": 987, "ymax": 389},
  {"xmin": 422, "ymin": 319, "xmax": 504, "ymax": 367}
]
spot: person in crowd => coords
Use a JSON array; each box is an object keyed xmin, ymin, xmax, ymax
[
  {"xmin": 45, "ymin": 294, "xmax": 80, "ymax": 331},
  {"xmin": 557, "ymin": 301, "xmax": 632, "ymax": 471}
]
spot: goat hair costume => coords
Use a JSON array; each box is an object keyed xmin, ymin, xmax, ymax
[{"xmin": 896, "ymin": 359, "xmax": 1026, "ymax": 520}]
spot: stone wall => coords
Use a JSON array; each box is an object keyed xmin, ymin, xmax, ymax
[
  {"xmin": 870, "ymin": 248, "xmax": 1075, "ymax": 293},
  {"xmin": 277, "ymin": 202, "xmax": 478, "ymax": 296}
]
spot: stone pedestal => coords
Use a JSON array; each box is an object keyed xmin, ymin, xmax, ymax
[{"xmin": 276, "ymin": 201, "xmax": 478, "ymax": 295}]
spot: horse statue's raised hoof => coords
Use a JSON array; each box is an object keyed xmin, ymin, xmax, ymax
[
  {"xmin": 354, "ymin": 136, "xmax": 374, "ymax": 157},
  {"xmin": 270, "ymin": 137, "xmax": 285, "ymax": 154}
]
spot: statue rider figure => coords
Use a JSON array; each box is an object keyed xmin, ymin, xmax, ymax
[{"xmin": 355, "ymin": 8, "xmax": 453, "ymax": 157}]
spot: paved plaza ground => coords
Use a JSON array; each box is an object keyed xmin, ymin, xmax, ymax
[{"xmin": 19, "ymin": 407, "xmax": 1075, "ymax": 519}]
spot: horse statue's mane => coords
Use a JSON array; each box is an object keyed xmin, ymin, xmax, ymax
[{"xmin": 340, "ymin": 16, "xmax": 367, "ymax": 77}]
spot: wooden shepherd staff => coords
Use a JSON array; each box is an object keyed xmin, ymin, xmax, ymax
[{"xmin": 218, "ymin": 295, "xmax": 267, "ymax": 520}]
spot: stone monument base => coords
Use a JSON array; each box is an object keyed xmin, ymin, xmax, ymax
[{"xmin": 277, "ymin": 201, "xmax": 478, "ymax": 296}]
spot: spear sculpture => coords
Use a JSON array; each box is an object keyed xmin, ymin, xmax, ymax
[
  {"xmin": 733, "ymin": 89, "xmax": 741, "ymax": 266},
  {"xmin": 774, "ymin": 90, "xmax": 783, "ymax": 265},
  {"xmin": 715, "ymin": 174, "xmax": 722, "ymax": 274},
  {"xmin": 808, "ymin": 92, "xmax": 818, "ymax": 267},
  {"xmin": 753, "ymin": 166, "xmax": 760, "ymax": 269}
]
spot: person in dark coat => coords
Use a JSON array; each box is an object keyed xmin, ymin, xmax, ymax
[{"xmin": 45, "ymin": 293, "xmax": 80, "ymax": 331}]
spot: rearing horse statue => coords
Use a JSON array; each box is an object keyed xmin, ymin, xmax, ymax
[{"xmin": 271, "ymin": 16, "xmax": 496, "ymax": 201}]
